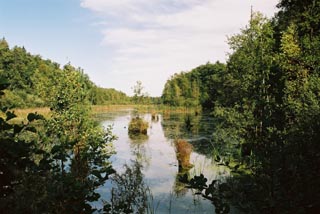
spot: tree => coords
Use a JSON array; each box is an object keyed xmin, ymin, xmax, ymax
[
  {"xmin": 0, "ymin": 66, "xmax": 116, "ymax": 213},
  {"xmin": 42, "ymin": 65, "xmax": 116, "ymax": 212},
  {"xmin": 161, "ymin": 62, "xmax": 226, "ymax": 108},
  {"xmin": 132, "ymin": 80, "xmax": 148, "ymax": 104}
]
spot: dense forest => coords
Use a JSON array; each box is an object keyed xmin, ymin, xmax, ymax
[
  {"xmin": 1, "ymin": 0, "xmax": 320, "ymax": 213},
  {"xmin": 162, "ymin": 1, "xmax": 320, "ymax": 213},
  {"xmin": 0, "ymin": 40, "xmax": 130, "ymax": 107},
  {"xmin": 162, "ymin": 62, "xmax": 226, "ymax": 108}
]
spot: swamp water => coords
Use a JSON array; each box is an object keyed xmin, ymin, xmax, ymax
[{"xmin": 96, "ymin": 109, "xmax": 230, "ymax": 213}]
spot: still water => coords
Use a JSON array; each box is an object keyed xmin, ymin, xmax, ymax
[{"xmin": 97, "ymin": 108, "xmax": 230, "ymax": 213}]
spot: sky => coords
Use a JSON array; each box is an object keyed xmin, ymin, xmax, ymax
[{"xmin": 0, "ymin": 0, "xmax": 279, "ymax": 96}]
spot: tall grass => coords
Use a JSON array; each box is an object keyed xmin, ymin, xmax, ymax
[
  {"xmin": 174, "ymin": 139, "xmax": 194, "ymax": 170},
  {"xmin": 8, "ymin": 107, "xmax": 51, "ymax": 123}
]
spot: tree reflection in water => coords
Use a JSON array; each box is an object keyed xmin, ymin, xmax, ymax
[
  {"xmin": 173, "ymin": 166, "xmax": 190, "ymax": 197},
  {"xmin": 107, "ymin": 161, "xmax": 155, "ymax": 214},
  {"xmin": 129, "ymin": 133, "xmax": 151, "ymax": 170}
]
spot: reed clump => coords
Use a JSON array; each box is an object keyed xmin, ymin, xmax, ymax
[
  {"xmin": 174, "ymin": 139, "xmax": 194, "ymax": 170},
  {"xmin": 128, "ymin": 116, "xmax": 149, "ymax": 135},
  {"xmin": 151, "ymin": 112, "xmax": 159, "ymax": 122}
]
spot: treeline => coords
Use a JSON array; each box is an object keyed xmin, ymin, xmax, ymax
[
  {"xmin": 162, "ymin": 62, "xmax": 226, "ymax": 108},
  {"xmin": 89, "ymin": 87, "xmax": 129, "ymax": 105},
  {"xmin": 0, "ymin": 40, "xmax": 129, "ymax": 108},
  {"xmin": 166, "ymin": 1, "xmax": 320, "ymax": 213}
]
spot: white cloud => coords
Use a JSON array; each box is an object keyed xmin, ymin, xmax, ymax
[
  {"xmin": 80, "ymin": 0, "xmax": 203, "ymax": 15},
  {"xmin": 81, "ymin": 0, "xmax": 279, "ymax": 96}
]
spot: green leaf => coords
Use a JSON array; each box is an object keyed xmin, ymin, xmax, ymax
[
  {"xmin": 0, "ymin": 77, "xmax": 9, "ymax": 90},
  {"xmin": 91, "ymin": 170, "xmax": 102, "ymax": 179},
  {"xmin": 190, "ymin": 174, "xmax": 208, "ymax": 190},
  {"xmin": 51, "ymin": 145, "xmax": 62, "ymax": 154},
  {"xmin": 1, "ymin": 107, "xmax": 8, "ymax": 112},
  {"xmin": 205, "ymin": 180, "xmax": 217, "ymax": 196},
  {"xmin": 25, "ymin": 126, "xmax": 37, "ymax": 133},
  {"xmin": 27, "ymin": 112, "xmax": 44, "ymax": 122},
  {"xmin": 39, "ymin": 158, "xmax": 53, "ymax": 169},
  {"xmin": 234, "ymin": 164, "xmax": 240, "ymax": 170},
  {"xmin": 86, "ymin": 192, "xmax": 100, "ymax": 202},
  {"xmin": 219, "ymin": 183, "xmax": 230, "ymax": 192},
  {"xmin": 0, "ymin": 118, "xmax": 12, "ymax": 130},
  {"xmin": 13, "ymin": 124, "xmax": 24, "ymax": 134},
  {"xmin": 178, "ymin": 173, "xmax": 189, "ymax": 184},
  {"xmin": 6, "ymin": 111, "xmax": 17, "ymax": 121}
]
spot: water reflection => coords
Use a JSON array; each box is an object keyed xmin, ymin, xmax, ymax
[
  {"xmin": 173, "ymin": 168, "xmax": 190, "ymax": 197},
  {"xmin": 99, "ymin": 109, "xmax": 229, "ymax": 213},
  {"xmin": 108, "ymin": 161, "xmax": 150, "ymax": 214},
  {"xmin": 129, "ymin": 135, "xmax": 151, "ymax": 169},
  {"xmin": 161, "ymin": 112, "xmax": 216, "ymax": 156}
]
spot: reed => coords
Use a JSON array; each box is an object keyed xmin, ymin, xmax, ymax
[
  {"xmin": 128, "ymin": 116, "xmax": 149, "ymax": 135},
  {"xmin": 174, "ymin": 139, "xmax": 194, "ymax": 171},
  {"xmin": 8, "ymin": 107, "xmax": 51, "ymax": 123}
]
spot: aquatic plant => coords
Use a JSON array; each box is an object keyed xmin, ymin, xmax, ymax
[
  {"xmin": 151, "ymin": 112, "xmax": 159, "ymax": 122},
  {"xmin": 128, "ymin": 116, "xmax": 149, "ymax": 135},
  {"xmin": 174, "ymin": 139, "xmax": 194, "ymax": 171}
]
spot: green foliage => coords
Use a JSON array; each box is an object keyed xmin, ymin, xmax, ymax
[
  {"xmin": 207, "ymin": 9, "xmax": 320, "ymax": 212},
  {"xmin": 131, "ymin": 80, "xmax": 154, "ymax": 104},
  {"xmin": 179, "ymin": 173, "xmax": 230, "ymax": 214},
  {"xmin": 0, "ymin": 77, "xmax": 48, "ymax": 212},
  {"xmin": 0, "ymin": 39, "xmax": 129, "ymax": 108},
  {"xmin": 89, "ymin": 86, "xmax": 130, "ymax": 105},
  {"xmin": 0, "ymin": 65, "xmax": 116, "ymax": 213},
  {"xmin": 42, "ymin": 66, "xmax": 116, "ymax": 212},
  {"xmin": 162, "ymin": 62, "xmax": 226, "ymax": 108},
  {"xmin": 177, "ymin": 4, "xmax": 320, "ymax": 213},
  {"xmin": 2, "ymin": 0, "xmax": 320, "ymax": 212},
  {"xmin": 133, "ymin": 81, "xmax": 144, "ymax": 98}
]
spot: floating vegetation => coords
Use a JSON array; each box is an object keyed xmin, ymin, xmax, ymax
[
  {"xmin": 174, "ymin": 139, "xmax": 194, "ymax": 171},
  {"xmin": 151, "ymin": 112, "xmax": 159, "ymax": 122},
  {"xmin": 128, "ymin": 116, "xmax": 149, "ymax": 135}
]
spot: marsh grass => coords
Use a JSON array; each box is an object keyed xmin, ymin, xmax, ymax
[
  {"xmin": 92, "ymin": 104, "xmax": 201, "ymax": 114},
  {"xmin": 128, "ymin": 117, "xmax": 149, "ymax": 135},
  {"xmin": 91, "ymin": 104, "xmax": 135, "ymax": 112},
  {"xmin": 7, "ymin": 107, "xmax": 51, "ymax": 123},
  {"xmin": 9, "ymin": 105, "xmax": 201, "ymax": 124},
  {"xmin": 174, "ymin": 139, "xmax": 194, "ymax": 170}
]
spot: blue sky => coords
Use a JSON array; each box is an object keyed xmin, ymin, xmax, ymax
[{"xmin": 0, "ymin": 0, "xmax": 279, "ymax": 96}]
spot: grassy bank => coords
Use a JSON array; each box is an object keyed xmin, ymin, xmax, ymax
[
  {"xmin": 3, "ymin": 107, "xmax": 51, "ymax": 124},
  {"xmin": 8, "ymin": 104, "xmax": 202, "ymax": 123}
]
